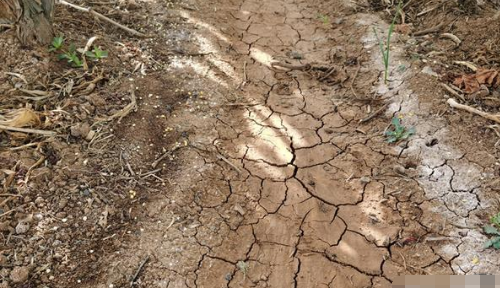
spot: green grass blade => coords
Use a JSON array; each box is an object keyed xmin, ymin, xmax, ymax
[
  {"xmin": 372, "ymin": 28, "xmax": 386, "ymax": 63},
  {"xmin": 383, "ymin": 1, "xmax": 402, "ymax": 83}
]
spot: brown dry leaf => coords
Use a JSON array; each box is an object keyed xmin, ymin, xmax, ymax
[
  {"xmin": 453, "ymin": 68, "xmax": 500, "ymax": 94},
  {"xmin": 0, "ymin": 108, "xmax": 41, "ymax": 128},
  {"xmin": 476, "ymin": 69, "xmax": 498, "ymax": 86},
  {"xmin": 453, "ymin": 74, "xmax": 480, "ymax": 94}
]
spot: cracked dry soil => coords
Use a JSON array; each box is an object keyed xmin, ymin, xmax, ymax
[{"xmin": 84, "ymin": 0, "xmax": 500, "ymax": 287}]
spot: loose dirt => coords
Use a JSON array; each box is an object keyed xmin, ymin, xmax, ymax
[{"xmin": 1, "ymin": 0, "xmax": 500, "ymax": 287}]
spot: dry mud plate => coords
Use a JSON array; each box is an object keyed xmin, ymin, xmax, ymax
[{"xmin": 1, "ymin": 0, "xmax": 500, "ymax": 287}]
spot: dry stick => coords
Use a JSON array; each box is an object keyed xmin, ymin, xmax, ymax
[
  {"xmin": 216, "ymin": 154, "xmax": 243, "ymax": 174},
  {"xmin": 359, "ymin": 103, "xmax": 390, "ymax": 123},
  {"xmin": 105, "ymin": 88, "xmax": 137, "ymax": 123},
  {"xmin": 413, "ymin": 22, "xmax": 444, "ymax": 36},
  {"xmin": 318, "ymin": 66, "xmax": 336, "ymax": 82},
  {"xmin": 0, "ymin": 125, "xmax": 56, "ymax": 136},
  {"xmin": 151, "ymin": 144, "xmax": 182, "ymax": 168},
  {"xmin": 130, "ymin": 255, "xmax": 150, "ymax": 287},
  {"xmin": 24, "ymin": 156, "xmax": 46, "ymax": 184},
  {"xmin": 441, "ymin": 33, "xmax": 461, "ymax": 46},
  {"xmin": 9, "ymin": 142, "xmax": 42, "ymax": 151},
  {"xmin": 417, "ymin": 6, "xmax": 438, "ymax": 17},
  {"xmin": 453, "ymin": 61, "xmax": 477, "ymax": 72},
  {"xmin": 447, "ymin": 98, "xmax": 500, "ymax": 124},
  {"xmin": 237, "ymin": 61, "xmax": 248, "ymax": 89},
  {"xmin": 81, "ymin": 36, "xmax": 99, "ymax": 71},
  {"xmin": 440, "ymin": 83, "xmax": 465, "ymax": 102},
  {"xmin": 270, "ymin": 61, "xmax": 311, "ymax": 71},
  {"xmin": 0, "ymin": 208, "xmax": 17, "ymax": 219},
  {"xmin": 349, "ymin": 64, "xmax": 362, "ymax": 98},
  {"xmin": 58, "ymin": 0, "xmax": 149, "ymax": 38}
]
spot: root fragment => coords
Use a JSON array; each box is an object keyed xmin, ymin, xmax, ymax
[{"xmin": 447, "ymin": 98, "xmax": 500, "ymax": 124}]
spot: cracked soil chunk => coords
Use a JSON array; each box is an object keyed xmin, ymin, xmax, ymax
[{"xmin": 327, "ymin": 231, "xmax": 387, "ymax": 275}]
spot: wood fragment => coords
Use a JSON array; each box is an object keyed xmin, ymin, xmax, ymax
[
  {"xmin": 441, "ymin": 33, "xmax": 461, "ymax": 45},
  {"xmin": 359, "ymin": 103, "xmax": 390, "ymax": 123},
  {"xmin": 440, "ymin": 83, "xmax": 465, "ymax": 102},
  {"xmin": 447, "ymin": 98, "xmax": 500, "ymax": 124},
  {"xmin": 398, "ymin": 251, "xmax": 407, "ymax": 272},
  {"xmin": 270, "ymin": 61, "xmax": 311, "ymax": 71},
  {"xmin": 24, "ymin": 156, "xmax": 46, "ymax": 184},
  {"xmin": 81, "ymin": 36, "xmax": 99, "ymax": 70},
  {"xmin": 216, "ymin": 154, "xmax": 243, "ymax": 174},
  {"xmin": 0, "ymin": 124, "xmax": 56, "ymax": 136},
  {"xmin": 417, "ymin": 6, "xmax": 438, "ymax": 17},
  {"xmin": 105, "ymin": 88, "xmax": 137, "ymax": 123},
  {"xmin": 349, "ymin": 64, "xmax": 361, "ymax": 98},
  {"xmin": 9, "ymin": 142, "xmax": 42, "ymax": 151},
  {"xmin": 237, "ymin": 61, "xmax": 248, "ymax": 89},
  {"xmin": 424, "ymin": 236, "xmax": 451, "ymax": 242},
  {"xmin": 151, "ymin": 143, "xmax": 182, "ymax": 168},
  {"xmin": 5, "ymin": 72, "xmax": 28, "ymax": 84},
  {"xmin": 453, "ymin": 61, "xmax": 477, "ymax": 72},
  {"xmin": 130, "ymin": 255, "xmax": 150, "ymax": 287},
  {"xmin": 58, "ymin": 0, "xmax": 149, "ymax": 38},
  {"xmin": 413, "ymin": 23, "xmax": 444, "ymax": 36}
]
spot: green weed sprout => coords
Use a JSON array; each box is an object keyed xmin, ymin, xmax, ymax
[
  {"xmin": 373, "ymin": 1, "xmax": 402, "ymax": 84},
  {"xmin": 484, "ymin": 213, "xmax": 500, "ymax": 249},
  {"xmin": 86, "ymin": 47, "xmax": 109, "ymax": 60},
  {"xmin": 385, "ymin": 117, "xmax": 415, "ymax": 143},
  {"xmin": 49, "ymin": 36, "xmax": 64, "ymax": 52},
  {"xmin": 57, "ymin": 43, "xmax": 83, "ymax": 68},
  {"xmin": 49, "ymin": 36, "xmax": 108, "ymax": 68},
  {"xmin": 317, "ymin": 14, "xmax": 330, "ymax": 26}
]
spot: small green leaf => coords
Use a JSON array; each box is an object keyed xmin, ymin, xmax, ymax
[
  {"xmin": 391, "ymin": 117, "xmax": 400, "ymax": 127},
  {"xmin": 86, "ymin": 51, "xmax": 96, "ymax": 58},
  {"xmin": 490, "ymin": 213, "xmax": 500, "ymax": 227},
  {"xmin": 493, "ymin": 238, "xmax": 500, "ymax": 249},
  {"xmin": 387, "ymin": 137, "xmax": 397, "ymax": 143},
  {"xmin": 57, "ymin": 54, "xmax": 68, "ymax": 60},
  {"xmin": 99, "ymin": 50, "xmax": 108, "ymax": 58},
  {"xmin": 484, "ymin": 239, "xmax": 495, "ymax": 249},
  {"xmin": 385, "ymin": 130, "xmax": 395, "ymax": 136},
  {"xmin": 483, "ymin": 225, "xmax": 500, "ymax": 235},
  {"xmin": 49, "ymin": 36, "xmax": 64, "ymax": 52},
  {"xmin": 69, "ymin": 43, "xmax": 76, "ymax": 53}
]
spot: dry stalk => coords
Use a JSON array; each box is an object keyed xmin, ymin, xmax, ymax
[
  {"xmin": 447, "ymin": 98, "xmax": 500, "ymax": 124},
  {"xmin": 58, "ymin": 0, "xmax": 149, "ymax": 37},
  {"xmin": 106, "ymin": 88, "xmax": 137, "ymax": 123}
]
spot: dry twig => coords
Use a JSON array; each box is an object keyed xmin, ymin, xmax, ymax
[
  {"xmin": 105, "ymin": 88, "xmax": 137, "ymax": 123},
  {"xmin": 130, "ymin": 255, "xmax": 150, "ymax": 287},
  {"xmin": 216, "ymin": 154, "xmax": 243, "ymax": 174},
  {"xmin": 0, "ymin": 125, "xmax": 56, "ymax": 136},
  {"xmin": 359, "ymin": 103, "xmax": 390, "ymax": 123},
  {"xmin": 447, "ymin": 98, "xmax": 500, "ymax": 124},
  {"xmin": 58, "ymin": 0, "xmax": 149, "ymax": 37}
]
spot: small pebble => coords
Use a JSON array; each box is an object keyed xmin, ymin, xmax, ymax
[
  {"xmin": 10, "ymin": 266, "xmax": 29, "ymax": 283},
  {"xmin": 15, "ymin": 222, "xmax": 30, "ymax": 235}
]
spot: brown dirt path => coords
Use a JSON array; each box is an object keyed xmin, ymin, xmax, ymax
[{"xmin": 82, "ymin": 0, "xmax": 500, "ymax": 287}]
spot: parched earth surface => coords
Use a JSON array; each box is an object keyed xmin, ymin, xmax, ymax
[{"xmin": 1, "ymin": 0, "xmax": 500, "ymax": 287}]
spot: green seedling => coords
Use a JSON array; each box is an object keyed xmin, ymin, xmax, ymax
[
  {"xmin": 49, "ymin": 36, "xmax": 64, "ymax": 52},
  {"xmin": 483, "ymin": 225, "xmax": 500, "ymax": 249},
  {"xmin": 236, "ymin": 261, "xmax": 249, "ymax": 279},
  {"xmin": 86, "ymin": 46, "xmax": 109, "ymax": 60},
  {"xmin": 385, "ymin": 117, "xmax": 415, "ymax": 143},
  {"xmin": 317, "ymin": 14, "xmax": 330, "ymax": 26},
  {"xmin": 373, "ymin": 1, "xmax": 402, "ymax": 84},
  {"xmin": 491, "ymin": 212, "xmax": 500, "ymax": 227},
  {"xmin": 58, "ymin": 44, "xmax": 83, "ymax": 68},
  {"xmin": 484, "ymin": 212, "xmax": 500, "ymax": 249}
]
